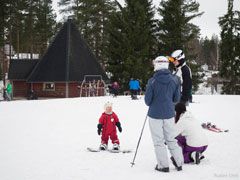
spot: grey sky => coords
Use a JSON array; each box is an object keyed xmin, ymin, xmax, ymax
[{"xmin": 52, "ymin": 0, "xmax": 240, "ymax": 38}]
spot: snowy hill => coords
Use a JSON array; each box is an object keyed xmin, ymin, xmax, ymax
[{"xmin": 0, "ymin": 95, "xmax": 239, "ymax": 180}]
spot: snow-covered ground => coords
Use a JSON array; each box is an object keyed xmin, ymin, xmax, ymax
[
  {"xmin": 195, "ymin": 82, "xmax": 217, "ymax": 95},
  {"xmin": 0, "ymin": 95, "xmax": 239, "ymax": 180}
]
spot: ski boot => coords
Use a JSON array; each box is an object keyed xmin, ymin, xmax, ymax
[
  {"xmin": 155, "ymin": 165, "xmax": 169, "ymax": 173},
  {"xmin": 112, "ymin": 143, "xmax": 120, "ymax": 151},
  {"xmin": 191, "ymin": 151, "xmax": 201, "ymax": 164},
  {"xmin": 99, "ymin": 143, "xmax": 108, "ymax": 151}
]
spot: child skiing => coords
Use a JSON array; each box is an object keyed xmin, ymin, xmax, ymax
[
  {"xmin": 97, "ymin": 102, "xmax": 122, "ymax": 151},
  {"xmin": 174, "ymin": 102, "xmax": 208, "ymax": 164}
]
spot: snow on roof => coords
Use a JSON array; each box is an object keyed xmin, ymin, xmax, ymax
[{"xmin": 12, "ymin": 53, "xmax": 39, "ymax": 59}]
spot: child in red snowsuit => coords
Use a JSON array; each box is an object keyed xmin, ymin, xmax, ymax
[{"xmin": 97, "ymin": 102, "xmax": 122, "ymax": 150}]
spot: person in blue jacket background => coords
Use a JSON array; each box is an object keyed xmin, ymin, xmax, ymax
[
  {"xmin": 145, "ymin": 56, "xmax": 183, "ymax": 173},
  {"xmin": 129, "ymin": 78, "xmax": 140, "ymax": 100},
  {"xmin": 129, "ymin": 78, "xmax": 135, "ymax": 99}
]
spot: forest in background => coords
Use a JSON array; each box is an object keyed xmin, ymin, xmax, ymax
[{"xmin": 0, "ymin": 0, "xmax": 239, "ymax": 94}]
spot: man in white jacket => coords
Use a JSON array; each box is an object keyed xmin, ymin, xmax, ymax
[{"xmin": 174, "ymin": 103, "xmax": 208, "ymax": 164}]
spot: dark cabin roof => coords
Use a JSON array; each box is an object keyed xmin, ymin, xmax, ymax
[
  {"xmin": 8, "ymin": 59, "xmax": 40, "ymax": 80},
  {"xmin": 27, "ymin": 19, "xmax": 109, "ymax": 83}
]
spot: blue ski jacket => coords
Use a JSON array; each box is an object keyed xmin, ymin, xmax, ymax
[
  {"xmin": 129, "ymin": 80, "xmax": 140, "ymax": 90},
  {"xmin": 145, "ymin": 69, "xmax": 180, "ymax": 119}
]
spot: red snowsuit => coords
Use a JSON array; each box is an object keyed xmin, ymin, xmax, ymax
[{"xmin": 99, "ymin": 112, "xmax": 120, "ymax": 145}]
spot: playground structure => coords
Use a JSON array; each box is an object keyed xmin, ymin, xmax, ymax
[{"xmin": 79, "ymin": 75, "xmax": 108, "ymax": 97}]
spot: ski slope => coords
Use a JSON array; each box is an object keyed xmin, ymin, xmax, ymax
[{"xmin": 0, "ymin": 95, "xmax": 239, "ymax": 180}]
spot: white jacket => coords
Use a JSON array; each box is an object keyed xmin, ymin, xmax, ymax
[
  {"xmin": 173, "ymin": 62, "xmax": 192, "ymax": 84},
  {"xmin": 174, "ymin": 111, "xmax": 208, "ymax": 147}
]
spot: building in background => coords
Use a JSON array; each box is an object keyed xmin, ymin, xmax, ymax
[{"xmin": 8, "ymin": 19, "xmax": 109, "ymax": 99}]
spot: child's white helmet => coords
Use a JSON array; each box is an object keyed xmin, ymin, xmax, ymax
[{"xmin": 152, "ymin": 56, "xmax": 169, "ymax": 71}]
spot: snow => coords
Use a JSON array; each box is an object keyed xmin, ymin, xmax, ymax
[
  {"xmin": 0, "ymin": 95, "xmax": 240, "ymax": 180},
  {"xmin": 195, "ymin": 82, "xmax": 218, "ymax": 95},
  {"xmin": 12, "ymin": 53, "xmax": 39, "ymax": 59}
]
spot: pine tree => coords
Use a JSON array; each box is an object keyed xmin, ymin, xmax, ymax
[
  {"xmin": 157, "ymin": 0, "xmax": 203, "ymax": 91},
  {"xmin": 0, "ymin": 0, "xmax": 8, "ymax": 49},
  {"xmin": 219, "ymin": 0, "xmax": 240, "ymax": 94},
  {"xmin": 0, "ymin": 0, "xmax": 57, "ymax": 80},
  {"xmin": 199, "ymin": 35, "xmax": 219, "ymax": 70},
  {"xmin": 106, "ymin": 0, "xmax": 156, "ymax": 92},
  {"xmin": 34, "ymin": 0, "xmax": 57, "ymax": 57},
  {"xmin": 58, "ymin": 0, "xmax": 116, "ymax": 65}
]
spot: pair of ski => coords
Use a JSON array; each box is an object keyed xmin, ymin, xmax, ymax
[
  {"xmin": 87, "ymin": 147, "xmax": 132, "ymax": 154},
  {"xmin": 201, "ymin": 122, "xmax": 229, "ymax": 133}
]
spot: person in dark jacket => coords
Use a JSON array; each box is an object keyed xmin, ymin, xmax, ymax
[
  {"xmin": 145, "ymin": 56, "xmax": 183, "ymax": 173},
  {"xmin": 169, "ymin": 50, "xmax": 192, "ymax": 106},
  {"xmin": 111, "ymin": 82, "xmax": 119, "ymax": 97}
]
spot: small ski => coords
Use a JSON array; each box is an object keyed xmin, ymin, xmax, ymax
[
  {"xmin": 87, "ymin": 147, "xmax": 100, "ymax": 152},
  {"xmin": 87, "ymin": 147, "xmax": 132, "ymax": 153}
]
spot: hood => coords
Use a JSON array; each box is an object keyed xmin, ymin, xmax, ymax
[
  {"xmin": 176, "ymin": 59, "xmax": 185, "ymax": 68},
  {"xmin": 153, "ymin": 69, "xmax": 172, "ymax": 84},
  {"xmin": 180, "ymin": 111, "xmax": 193, "ymax": 121}
]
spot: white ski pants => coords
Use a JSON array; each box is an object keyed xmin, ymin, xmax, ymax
[{"xmin": 149, "ymin": 117, "xmax": 183, "ymax": 168}]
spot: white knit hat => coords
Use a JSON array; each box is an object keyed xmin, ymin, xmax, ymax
[
  {"xmin": 153, "ymin": 56, "xmax": 169, "ymax": 71},
  {"xmin": 104, "ymin": 101, "xmax": 113, "ymax": 111}
]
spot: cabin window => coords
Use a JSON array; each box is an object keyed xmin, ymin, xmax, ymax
[{"xmin": 43, "ymin": 82, "xmax": 55, "ymax": 91}]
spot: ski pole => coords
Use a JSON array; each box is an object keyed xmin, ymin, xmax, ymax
[{"xmin": 131, "ymin": 114, "xmax": 148, "ymax": 167}]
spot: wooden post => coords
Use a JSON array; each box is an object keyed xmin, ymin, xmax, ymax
[
  {"xmin": 65, "ymin": 18, "xmax": 71, "ymax": 98},
  {"xmin": 66, "ymin": 82, "xmax": 69, "ymax": 98}
]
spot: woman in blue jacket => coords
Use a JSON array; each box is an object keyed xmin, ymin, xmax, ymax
[{"xmin": 145, "ymin": 56, "xmax": 183, "ymax": 173}]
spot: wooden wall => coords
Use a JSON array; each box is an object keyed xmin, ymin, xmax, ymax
[{"xmin": 12, "ymin": 81, "xmax": 105, "ymax": 98}]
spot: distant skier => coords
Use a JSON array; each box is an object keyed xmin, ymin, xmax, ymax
[
  {"xmin": 97, "ymin": 102, "xmax": 122, "ymax": 151},
  {"xmin": 169, "ymin": 50, "xmax": 192, "ymax": 106},
  {"xmin": 6, "ymin": 80, "xmax": 12, "ymax": 101},
  {"xmin": 189, "ymin": 89, "xmax": 193, "ymax": 103},
  {"xmin": 129, "ymin": 78, "xmax": 135, "ymax": 99},
  {"xmin": 129, "ymin": 78, "xmax": 140, "ymax": 100},
  {"xmin": 134, "ymin": 79, "xmax": 141, "ymax": 97},
  {"xmin": 27, "ymin": 89, "xmax": 38, "ymax": 100},
  {"xmin": 89, "ymin": 83, "xmax": 96, "ymax": 97},
  {"xmin": 136, "ymin": 78, "xmax": 142, "ymax": 95},
  {"xmin": 111, "ymin": 82, "xmax": 119, "ymax": 97},
  {"xmin": 145, "ymin": 56, "xmax": 183, "ymax": 173},
  {"xmin": 174, "ymin": 102, "xmax": 208, "ymax": 164}
]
